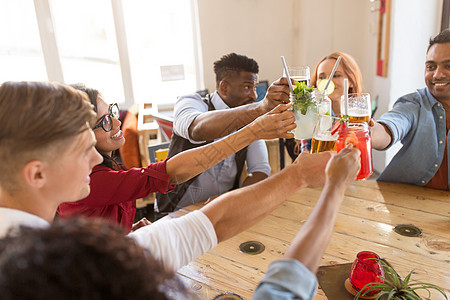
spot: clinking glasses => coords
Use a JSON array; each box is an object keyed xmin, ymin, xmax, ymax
[{"xmin": 93, "ymin": 103, "xmax": 120, "ymax": 132}]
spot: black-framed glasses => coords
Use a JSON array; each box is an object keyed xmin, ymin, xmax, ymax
[{"xmin": 93, "ymin": 103, "xmax": 120, "ymax": 132}]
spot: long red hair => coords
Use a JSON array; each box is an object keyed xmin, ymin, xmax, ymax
[{"xmin": 311, "ymin": 52, "xmax": 363, "ymax": 94}]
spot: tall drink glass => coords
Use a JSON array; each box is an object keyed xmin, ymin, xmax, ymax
[
  {"xmin": 286, "ymin": 66, "xmax": 318, "ymax": 140},
  {"xmin": 311, "ymin": 114, "xmax": 339, "ymax": 153},
  {"xmin": 341, "ymin": 93, "xmax": 371, "ymax": 122},
  {"xmin": 336, "ymin": 122, "xmax": 373, "ymax": 180},
  {"xmin": 290, "ymin": 91, "xmax": 318, "ymax": 140}
]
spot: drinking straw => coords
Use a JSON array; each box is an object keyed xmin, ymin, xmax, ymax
[
  {"xmin": 324, "ymin": 56, "xmax": 342, "ymax": 92},
  {"xmin": 280, "ymin": 56, "xmax": 294, "ymax": 94},
  {"xmin": 343, "ymin": 78, "xmax": 349, "ymax": 117}
]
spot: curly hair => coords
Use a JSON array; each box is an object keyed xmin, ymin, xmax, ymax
[
  {"xmin": 427, "ymin": 28, "xmax": 450, "ymax": 53},
  {"xmin": 213, "ymin": 53, "xmax": 259, "ymax": 88},
  {"xmin": 0, "ymin": 218, "xmax": 192, "ymax": 300}
]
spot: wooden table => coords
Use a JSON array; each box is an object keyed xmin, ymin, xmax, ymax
[{"xmin": 171, "ymin": 180, "xmax": 450, "ymax": 299}]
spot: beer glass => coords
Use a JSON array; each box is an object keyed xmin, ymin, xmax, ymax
[
  {"xmin": 341, "ymin": 93, "xmax": 371, "ymax": 122},
  {"xmin": 311, "ymin": 114, "xmax": 339, "ymax": 153},
  {"xmin": 285, "ymin": 66, "xmax": 310, "ymax": 86},
  {"xmin": 336, "ymin": 122, "xmax": 373, "ymax": 180},
  {"xmin": 349, "ymin": 251, "xmax": 384, "ymax": 295}
]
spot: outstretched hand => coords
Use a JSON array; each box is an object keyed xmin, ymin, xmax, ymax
[
  {"xmin": 325, "ymin": 144, "xmax": 361, "ymax": 187},
  {"xmin": 259, "ymin": 77, "xmax": 292, "ymax": 112},
  {"xmin": 293, "ymin": 151, "xmax": 334, "ymax": 188},
  {"xmin": 249, "ymin": 103, "xmax": 295, "ymax": 139}
]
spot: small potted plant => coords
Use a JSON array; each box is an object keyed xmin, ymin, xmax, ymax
[{"xmin": 355, "ymin": 260, "xmax": 448, "ymax": 300}]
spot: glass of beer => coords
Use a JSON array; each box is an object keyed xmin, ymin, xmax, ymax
[
  {"xmin": 311, "ymin": 114, "xmax": 340, "ymax": 153},
  {"xmin": 336, "ymin": 122, "xmax": 373, "ymax": 180},
  {"xmin": 341, "ymin": 93, "xmax": 371, "ymax": 122},
  {"xmin": 285, "ymin": 66, "xmax": 310, "ymax": 86}
]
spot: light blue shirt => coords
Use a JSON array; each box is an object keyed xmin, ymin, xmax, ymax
[
  {"xmin": 253, "ymin": 259, "xmax": 318, "ymax": 300},
  {"xmin": 377, "ymin": 88, "xmax": 449, "ymax": 187},
  {"xmin": 173, "ymin": 91, "xmax": 271, "ymax": 209}
]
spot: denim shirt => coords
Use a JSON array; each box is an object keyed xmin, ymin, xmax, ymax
[
  {"xmin": 377, "ymin": 88, "xmax": 449, "ymax": 187},
  {"xmin": 253, "ymin": 259, "xmax": 317, "ymax": 300}
]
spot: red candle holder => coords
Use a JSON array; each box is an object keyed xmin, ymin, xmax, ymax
[{"xmin": 349, "ymin": 251, "xmax": 384, "ymax": 296}]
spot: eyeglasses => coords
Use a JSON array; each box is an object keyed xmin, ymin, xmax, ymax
[{"xmin": 93, "ymin": 103, "xmax": 120, "ymax": 132}]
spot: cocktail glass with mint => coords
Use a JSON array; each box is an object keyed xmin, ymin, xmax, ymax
[{"xmin": 290, "ymin": 81, "xmax": 319, "ymax": 140}]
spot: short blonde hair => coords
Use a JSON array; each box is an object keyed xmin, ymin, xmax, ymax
[
  {"xmin": 311, "ymin": 51, "xmax": 363, "ymax": 94},
  {"xmin": 0, "ymin": 81, "xmax": 96, "ymax": 192}
]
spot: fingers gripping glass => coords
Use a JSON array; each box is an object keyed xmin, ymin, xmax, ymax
[{"xmin": 93, "ymin": 103, "xmax": 120, "ymax": 132}]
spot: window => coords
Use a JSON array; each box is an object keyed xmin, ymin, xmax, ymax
[
  {"xmin": 0, "ymin": 0, "xmax": 47, "ymax": 82},
  {"xmin": 0, "ymin": 0, "xmax": 202, "ymax": 108},
  {"xmin": 50, "ymin": 0, "xmax": 124, "ymax": 103},
  {"xmin": 122, "ymin": 0, "xmax": 199, "ymax": 105}
]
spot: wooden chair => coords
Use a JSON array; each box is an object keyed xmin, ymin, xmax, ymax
[{"xmin": 137, "ymin": 103, "xmax": 174, "ymax": 166}]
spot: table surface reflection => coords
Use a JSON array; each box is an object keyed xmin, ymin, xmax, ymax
[{"xmin": 170, "ymin": 180, "xmax": 450, "ymax": 299}]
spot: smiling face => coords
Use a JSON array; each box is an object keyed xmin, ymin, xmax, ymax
[
  {"xmin": 93, "ymin": 95, "xmax": 125, "ymax": 156},
  {"xmin": 425, "ymin": 42, "xmax": 450, "ymax": 104},
  {"xmin": 317, "ymin": 58, "xmax": 355, "ymax": 114},
  {"xmin": 219, "ymin": 71, "xmax": 259, "ymax": 108}
]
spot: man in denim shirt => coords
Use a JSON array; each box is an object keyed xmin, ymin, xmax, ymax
[{"xmin": 371, "ymin": 29, "xmax": 450, "ymax": 190}]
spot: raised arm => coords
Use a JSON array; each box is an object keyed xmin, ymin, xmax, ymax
[
  {"xmin": 283, "ymin": 144, "xmax": 360, "ymax": 273},
  {"xmin": 200, "ymin": 151, "xmax": 334, "ymax": 242},
  {"xmin": 166, "ymin": 103, "xmax": 295, "ymax": 184},
  {"xmin": 189, "ymin": 77, "xmax": 291, "ymax": 141}
]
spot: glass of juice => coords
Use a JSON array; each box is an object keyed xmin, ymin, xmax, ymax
[
  {"xmin": 311, "ymin": 114, "xmax": 339, "ymax": 153},
  {"xmin": 341, "ymin": 93, "xmax": 371, "ymax": 122},
  {"xmin": 336, "ymin": 122, "xmax": 373, "ymax": 180}
]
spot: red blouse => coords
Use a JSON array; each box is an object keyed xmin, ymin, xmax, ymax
[{"xmin": 57, "ymin": 160, "xmax": 175, "ymax": 232}]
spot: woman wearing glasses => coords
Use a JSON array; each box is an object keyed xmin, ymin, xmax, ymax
[{"xmin": 57, "ymin": 85, "xmax": 296, "ymax": 232}]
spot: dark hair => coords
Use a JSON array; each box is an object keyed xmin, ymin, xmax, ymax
[
  {"xmin": 427, "ymin": 28, "xmax": 450, "ymax": 53},
  {"xmin": 213, "ymin": 53, "xmax": 259, "ymax": 88},
  {"xmin": 0, "ymin": 81, "xmax": 96, "ymax": 192},
  {"xmin": 0, "ymin": 218, "xmax": 191, "ymax": 300},
  {"xmin": 71, "ymin": 84, "xmax": 120, "ymax": 170}
]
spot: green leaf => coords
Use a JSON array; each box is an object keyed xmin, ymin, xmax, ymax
[
  {"xmin": 401, "ymin": 270, "xmax": 415, "ymax": 288},
  {"xmin": 291, "ymin": 81, "xmax": 316, "ymax": 115},
  {"xmin": 353, "ymin": 259, "xmax": 448, "ymax": 300},
  {"xmin": 401, "ymin": 289, "xmax": 421, "ymax": 300}
]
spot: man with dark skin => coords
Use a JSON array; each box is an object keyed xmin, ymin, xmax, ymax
[
  {"xmin": 371, "ymin": 29, "xmax": 450, "ymax": 190},
  {"xmin": 155, "ymin": 53, "xmax": 293, "ymax": 213}
]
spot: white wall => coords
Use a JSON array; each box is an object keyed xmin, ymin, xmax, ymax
[
  {"xmin": 197, "ymin": 0, "xmax": 294, "ymax": 90},
  {"xmin": 196, "ymin": 0, "xmax": 443, "ymax": 173},
  {"xmin": 373, "ymin": 0, "xmax": 443, "ymax": 171}
]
